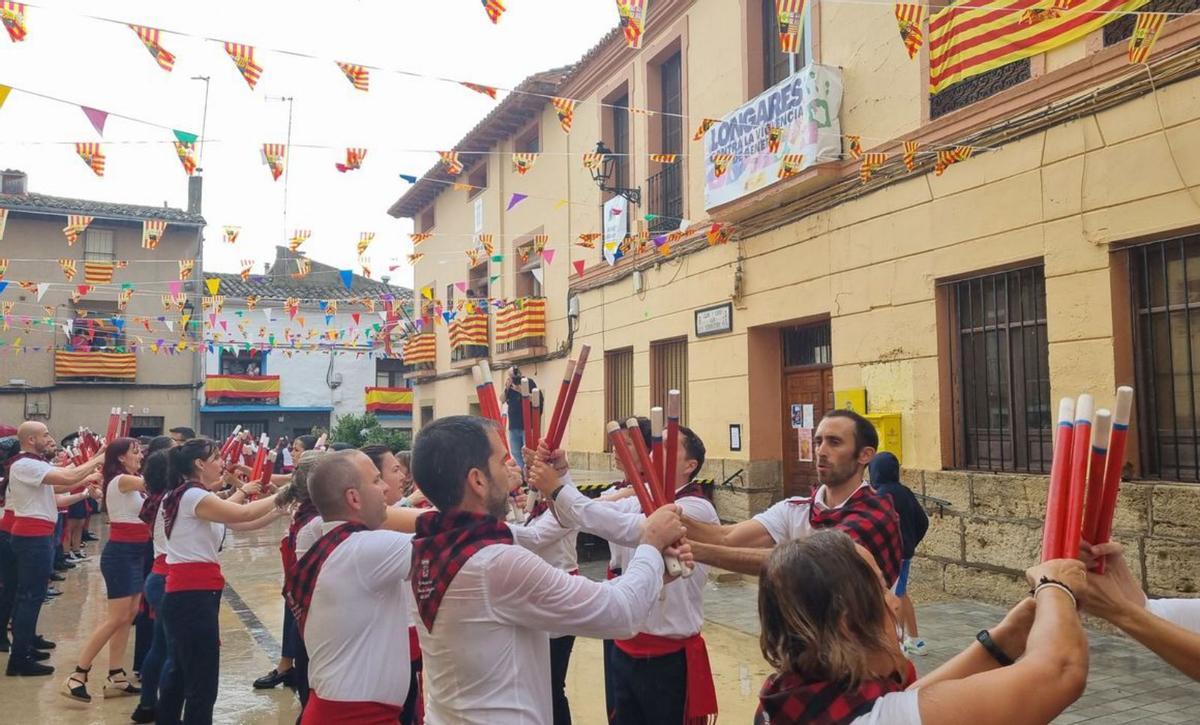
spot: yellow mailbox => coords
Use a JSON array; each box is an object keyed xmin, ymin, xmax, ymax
[{"xmin": 864, "ymin": 412, "xmax": 902, "ymax": 464}]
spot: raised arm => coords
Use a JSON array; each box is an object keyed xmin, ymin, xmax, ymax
[
  {"xmin": 41, "ymin": 452, "xmax": 105, "ymax": 490},
  {"xmin": 508, "ymin": 507, "xmax": 574, "ymax": 550},
  {"xmin": 680, "ymin": 515, "xmax": 775, "ymax": 548},
  {"xmin": 194, "ymin": 491, "xmax": 280, "ymax": 525},
  {"xmin": 227, "ymin": 507, "xmax": 288, "ymax": 532},
  {"xmin": 688, "ymin": 541, "xmax": 772, "ymax": 577},
  {"xmin": 382, "ymin": 506, "xmax": 423, "ymax": 534}
]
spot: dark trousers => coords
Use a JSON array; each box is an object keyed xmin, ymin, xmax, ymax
[
  {"xmin": 0, "ymin": 531, "xmax": 17, "ymax": 642},
  {"xmin": 293, "ymin": 634, "xmax": 309, "ymax": 707},
  {"xmin": 54, "ymin": 514, "xmax": 65, "ymax": 563},
  {"xmin": 281, "ymin": 605, "xmax": 299, "ymax": 660},
  {"xmin": 607, "ymin": 645, "xmax": 687, "ymax": 725},
  {"xmin": 9, "ymin": 533, "xmax": 53, "ymax": 662},
  {"xmin": 399, "ymin": 657, "xmax": 422, "ymax": 725},
  {"xmin": 133, "ymin": 548, "xmax": 155, "ymax": 672},
  {"xmin": 159, "ymin": 589, "xmax": 221, "ymax": 725},
  {"xmin": 138, "ymin": 572, "xmax": 172, "ymax": 711},
  {"xmin": 550, "ymin": 635, "xmax": 575, "ymax": 725}
]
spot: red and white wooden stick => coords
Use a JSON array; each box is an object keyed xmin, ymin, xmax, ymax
[
  {"xmin": 1094, "ymin": 386, "xmax": 1134, "ymax": 573},
  {"xmin": 650, "ymin": 407, "xmax": 664, "ymax": 501},
  {"xmin": 542, "ymin": 360, "xmax": 575, "ymax": 451},
  {"xmin": 1041, "ymin": 398, "xmax": 1075, "ymax": 562},
  {"xmin": 520, "ymin": 379, "xmax": 533, "ymax": 448},
  {"xmin": 663, "ymin": 390, "xmax": 681, "ymax": 503},
  {"xmin": 607, "ymin": 421, "xmax": 684, "ymax": 578},
  {"xmin": 1062, "ymin": 394, "xmax": 1094, "ymax": 560},
  {"xmin": 546, "ymin": 345, "xmax": 591, "ymax": 450},
  {"xmin": 1081, "ymin": 409, "xmax": 1112, "ymax": 547},
  {"xmin": 529, "ymin": 389, "xmax": 542, "ymax": 450},
  {"xmin": 105, "ymin": 408, "xmax": 120, "ymax": 441}
]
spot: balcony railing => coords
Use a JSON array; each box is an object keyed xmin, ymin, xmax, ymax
[
  {"xmin": 364, "ymin": 386, "xmax": 414, "ymax": 415},
  {"xmin": 205, "ymin": 375, "xmax": 280, "ymax": 405},
  {"xmin": 647, "ymin": 161, "xmax": 683, "ymax": 234},
  {"xmin": 449, "ymin": 312, "xmax": 489, "ymax": 363},
  {"xmin": 55, "ymin": 351, "xmax": 137, "ymax": 382},
  {"xmin": 495, "ymin": 297, "xmax": 546, "ymax": 358},
  {"xmin": 401, "ymin": 332, "xmax": 437, "ymax": 377}
]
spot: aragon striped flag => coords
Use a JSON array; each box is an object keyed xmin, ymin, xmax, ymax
[
  {"xmin": 75, "ymin": 143, "xmax": 105, "ymax": 176},
  {"xmin": 58, "ymin": 259, "xmax": 77, "ymax": 281},
  {"xmin": 929, "ymin": 0, "xmax": 1149, "ymax": 94},
  {"xmin": 552, "ymin": 98, "xmax": 576, "ymax": 134},
  {"xmin": 711, "ymin": 153, "xmax": 735, "ymax": 178},
  {"xmin": 142, "ymin": 219, "xmax": 167, "ymax": 249},
  {"xmin": 616, "ymin": 0, "xmax": 648, "ymax": 49},
  {"xmin": 438, "ymin": 151, "xmax": 463, "ymax": 175},
  {"xmin": 224, "ymin": 43, "xmax": 263, "ymax": 90},
  {"xmin": 776, "ymin": 0, "xmax": 807, "ymax": 54},
  {"xmin": 1128, "ymin": 12, "xmax": 1167, "ymax": 64},
  {"xmin": 129, "ymin": 25, "xmax": 174, "ymax": 71},
  {"xmin": 63, "ymin": 215, "xmax": 93, "ymax": 245},
  {"xmin": 174, "ymin": 141, "xmax": 197, "ymax": 176},
  {"xmin": 895, "ymin": 3, "xmax": 925, "ymax": 59},
  {"xmin": 777, "ymin": 153, "xmax": 806, "ymax": 179},
  {"xmin": 903, "ymin": 140, "xmax": 921, "ymax": 171},
  {"xmin": 1, "ymin": 2, "xmax": 27, "ymax": 43},
  {"xmin": 859, "ymin": 153, "xmax": 888, "ymax": 183},
  {"xmin": 650, "ymin": 154, "xmax": 678, "ymax": 164},
  {"xmin": 512, "ymin": 153, "xmax": 538, "ymax": 175},
  {"xmin": 84, "ymin": 261, "xmax": 118, "ymax": 284},
  {"xmin": 336, "ymin": 62, "xmax": 369, "ymax": 92},
  {"xmin": 481, "ymin": 0, "xmax": 506, "ymax": 24},
  {"xmin": 934, "ymin": 146, "xmax": 974, "ymax": 175},
  {"xmin": 263, "ymin": 144, "xmax": 286, "ymax": 181}
]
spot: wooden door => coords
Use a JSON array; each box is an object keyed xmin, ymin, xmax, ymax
[{"xmin": 781, "ymin": 367, "xmax": 834, "ymax": 497}]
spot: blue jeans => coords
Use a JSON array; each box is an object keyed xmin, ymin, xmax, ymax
[
  {"xmin": 9, "ymin": 533, "xmax": 53, "ymax": 661},
  {"xmin": 138, "ymin": 572, "xmax": 172, "ymax": 710},
  {"xmin": 508, "ymin": 429, "xmax": 526, "ymax": 469}
]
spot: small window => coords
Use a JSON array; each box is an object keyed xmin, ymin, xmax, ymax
[
  {"xmin": 515, "ymin": 125, "xmax": 540, "ymax": 155},
  {"xmin": 417, "ymin": 206, "xmax": 436, "ymax": 233},
  {"xmin": 782, "ymin": 323, "xmax": 832, "ymax": 367},
  {"xmin": 446, "ymin": 283, "xmax": 455, "ymax": 306},
  {"xmin": 650, "ymin": 337, "xmax": 688, "ymax": 424},
  {"xmin": 604, "ymin": 347, "xmax": 635, "ymax": 450},
  {"xmin": 376, "ymin": 357, "xmax": 406, "ymax": 388},
  {"xmin": 130, "ymin": 416, "xmax": 164, "ymax": 437},
  {"xmin": 420, "ymin": 405, "xmax": 434, "ymax": 427},
  {"xmin": 70, "ymin": 300, "xmax": 125, "ymax": 350},
  {"xmin": 84, "ymin": 228, "xmax": 115, "ymax": 262},
  {"xmin": 515, "ymin": 241, "xmax": 543, "ymax": 298},
  {"xmin": 467, "ymin": 164, "xmax": 487, "ymax": 199},
  {"xmin": 219, "ymin": 349, "xmax": 262, "ymax": 375},
  {"xmin": 609, "ymin": 92, "xmax": 630, "ymax": 196},
  {"xmin": 468, "ymin": 262, "xmax": 489, "ymax": 300}
]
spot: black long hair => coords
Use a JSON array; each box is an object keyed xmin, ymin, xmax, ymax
[
  {"xmin": 167, "ymin": 437, "xmax": 217, "ymax": 489},
  {"xmin": 142, "ymin": 450, "xmax": 172, "ymax": 495}
]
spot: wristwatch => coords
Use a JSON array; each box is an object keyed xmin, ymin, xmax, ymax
[{"xmin": 976, "ymin": 629, "xmax": 1014, "ymax": 666}]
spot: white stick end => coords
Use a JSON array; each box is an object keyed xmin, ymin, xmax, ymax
[
  {"xmin": 1114, "ymin": 386, "xmax": 1134, "ymax": 424},
  {"xmin": 1056, "ymin": 398, "xmax": 1076, "ymax": 426},
  {"xmin": 1075, "ymin": 394, "xmax": 1094, "ymax": 424},
  {"xmin": 650, "ymin": 407, "xmax": 664, "ymax": 435},
  {"xmin": 1091, "ymin": 409, "xmax": 1112, "ymax": 448},
  {"xmin": 605, "ymin": 420, "xmax": 623, "ymax": 436}
]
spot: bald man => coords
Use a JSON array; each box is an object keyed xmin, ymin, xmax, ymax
[
  {"xmin": 5, "ymin": 422, "xmax": 104, "ymax": 676},
  {"xmin": 283, "ymin": 450, "xmax": 416, "ymax": 723}
]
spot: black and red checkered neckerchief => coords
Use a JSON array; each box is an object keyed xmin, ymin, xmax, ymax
[
  {"xmin": 524, "ymin": 497, "xmax": 550, "ymax": 525},
  {"xmin": 288, "ymin": 500, "xmax": 321, "ymax": 545},
  {"xmin": 162, "ymin": 480, "xmax": 208, "ymax": 538},
  {"xmin": 804, "ymin": 486, "xmax": 903, "ymax": 587},
  {"xmin": 754, "ymin": 670, "xmax": 905, "ymax": 725},
  {"xmin": 411, "ymin": 509, "xmax": 513, "ymax": 631},
  {"xmin": 674, "ymin": 481, "xmax": 705, "ymax": 500},
  {"xmin": 283, "ymin": 521, "xmax": 368, "ymax": 636}
]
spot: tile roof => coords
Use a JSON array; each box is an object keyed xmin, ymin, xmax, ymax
[
  {"xmin": 0, "ymin": 191, "xmax": 205, "ymax": 225},
  {"xmin": 206, "ymin": 246, "xmax": 413, "ymax": 305}
]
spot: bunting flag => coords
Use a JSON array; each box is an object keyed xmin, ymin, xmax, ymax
[
  {"xmin": 777, "ymin": 0, "xmax": 806, "ymax": 54},
  {"xmin": 81, "ymin": 107, "xmax": 108, "ymax": 136},
  {"xmin": 408, "ymin": 252, "xmax": 425, "ymax": 264},
  {"xmin": 533, "ymin": 234, "xmax": 549, "ymax": 253},
  {"xmin": 506, "ymin": 193, "xmax": 527, "ymax": 210},
  {"xmin": 777, "ymin": 153, "xmax": 805, "ymax": 179},
  {"xmin": 335, "ymin": 147, "xmax": 367, "ymax": 172},
  {"xmin": 0, "ymin": 258, "xmax": 7, "ymax": 279},
  {"xmin": 245, "ymin": 294, "xmax": 260, "ymax": 310},
  {"xmin": 929, "ymin": 0, "xmax": 1148, "ymax": 94},
  {"xmin": 577, "ymin": 233, "xmax": 600, "ymax": 248},
  {"xmin": 712, "ymin": 153, "xmax": 735, "ymax": 178},
  {"xmin": 410, "ymin": 232, "xmax": 432, "ymax": 245},
  {"xmin": 466, "ymin": 248, "xmax": 482, "ymax": 267},
  {"xmin": 895, "ymin": 3, "xmax": 924, "ymax": 59},
  {"xmin": 224, "ymin": 42, "xmax": 264, "ymax": 90},
  {"xmin": 0, "ymin": 2, "xmax": 26, "ymax": 43},
  {"xmin": 541, "ymin": 248, "xmax": 556, "ymax": 265},
  {"xmin": 766, "ymin": 125, "xmax": 784, "ymax": 153},
  {"xmin": 240, "ymin": 259, "xmax": 254, "ymax": 281},
  {"xmin": 117, "ymin": 287, "xmax": 133, "ymax": 311},
  {"xmin": 174, "ymin": 141, "xmax": 197, "ymax": 175},
  {"xmin": 481, "ymin": 0, "xmax": 506, "ymax": 23},
  {"xmin": 142, "ymin": 219, "xmax": 167, "ymax": 249},
  {"xmin": 934, "ymin": 145, "xmax": 974, "ymax": 175},
  {"xmin": 205, "ymin": 278, "xmax": 220, "ymax": 296},
  {"xmin": 293, "ymin": 258, "xmax": 312, "ymax": 279},
  {"xmin": 615, "ymin": 0, "xmax": 648, "ymax": 49},
  {"xmin": 903, "ymin": 140, "xmax": 920, "ymax": 171},
  {"xmin": 452, "ymin": 181, "xmax": 472, "ymax": 191},
  {"xmin": 1129, "ymin": 12, "xmax": 1167, "ymax": 63},
  {"xmin": 573, "ymin": 260, "xmax": 586, "ymax": 276},
  {"xmin": 693, "ymin": 118, "xmax": 718, "ymax": 141},
  {"xmin": 178, "ymin": 259, "xmax": 195, "ymax": 280},
  {"xmin": 58, "ymin": 258, "xmax": 77, "ymax": 281},
  {"xmin": 438, "ymin": 151, "xmax": 463, "ymax": 175},
  {"xmin": 582, "ymin": 152, "xmax": 604, "ymax": 170},
  {"xmin": 289, "ymin": 229, "xmax": 311, "ymax": 252},
  {"xmin": 84, "ymin": 261, "xmax": 118, "ymax": 284},
  {"xmin": 478, "ymin": 234, "xmax": 494, "ymax": 255},
  {"xmin": 223, "ymin": 225, "xmax": 240, "ymax": 244},
  {"xmin": 336, "ymin": 61, "xmax": 369, "ymax": 91},
  {"xmin": 62, "ymin": 215, "xmax": 93, "ymax": 245},
  {"xmin": 75, "ymin": 143, "xmax": 105, "ymax": 176},
  {"xmin": 859, "ymin": 152, "xmax": 888, "ymax": 183},
  {"xmin": 129, "ymin": 24, "xmax": 174, "ymax": 71},
  {"xmin": 512, "ymin": 153, "xmax": 538, "ymax": 175},
  {"xmin": 847, "ymin": 135, "xmax": 863, "ymax": 159},
  {"xmin": 649, "ymin": 153, "xmax": 678, "ymax": 163},
  {"xmin": 461, "ymin": 81, "xmax": 498, "ymax": 99},
  {"xmin": 552, "ymin": 97, "xmax": 576, "ymax": 133},
  {"xmin": 70, "ymin": 285, "xmax": 92, "ymax": 303},
  {"xmin": 707, "ymin": 223, "xmax": 732, "ymax": 246},
  {"xmin": 0, "ymin": 209, "xmax": 6, "ymax": 240},
  {"xmin": 263, "ymin": 143, "xmax": 286, "ymax": 181},
  {"xmin": 160, "ymin": 293, "xmax": 186, "ymax": 312},
  {"xmin": 357, "ymin": 232, "xmax": 375, "ymax": 256},
  {"xmin": 360, "ymin": 258, "xmax": 372, "ymax": 278}
]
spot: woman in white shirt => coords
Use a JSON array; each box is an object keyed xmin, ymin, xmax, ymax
[
  {"xmin": 62, "ymin": 438, "xmax": 150, "ymax": 702},
  {"xmin": 755, "ymin": 530, "xmax": 1089, "ymax": 725}
]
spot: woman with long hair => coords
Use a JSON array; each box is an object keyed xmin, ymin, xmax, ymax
[
  {"xmin": 756, "ymin": 530, "xmax": 1089, "ymax": 725},
  {"xmin": 61, "ymin": 437, "xmax": 149, "ymax": 702},
  {"xmin": 157, "ymin": 437, "xmax": 285, "ymax": 724},
  {"xmin": 128, "ymin": 449, "xmax": 172, "ymax": 723}
]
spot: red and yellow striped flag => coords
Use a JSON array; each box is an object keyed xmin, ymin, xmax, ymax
[
  {"xmin": 223, "ymin": 226, "xmax": 240, "ymax": 245},
  {"xmin": 582, "ymin": 153, "xmax": 604, "ymax": 170},
  {"xmin": 533, "ymin": 234, "xmax": 549, "ymax": 253},
  {"xmin": 117, "ymin": 287, "xmax": 133, "ymax": 311},
  {"xmin": 63, "ymin": 215, "xmax": 93, "ymax": 245},
  {"xmin": 224, "ymin": 43, "xmax": 263, "ymax": 90},
  {"xmin": 481, "ymin": 0, "xmax": 506, "ymax": 23},
  {"xmin": 650, "ymin": 154, "xmax": 678, "ymax": 163},
  {"xmin": 178, "ymin": 259, "xmax": 195, "ymax": 280},
  {"xmin": 577, "ymin": 233, "xmax": 601, "ymax": 248},
  {"xmin": 846, "ymin": 135, "xmax": 863, "ymax": 160},
  {"xmin": 84, "ymin": 261, "xmax": 117, "ymax": 284},
  {"xmin": 1128, "ymin": 12, "xmax": 1166, "ymax": 63},
  {"xmin": 292, "ymin": 258, "xmax": 311, "ymax": 279},
  {"xmin": 129, "ymin": 25, "xmax": 174, "ymax": 71},
  {"xmin": 766, "ymin": 125, "xmax": 784, "ymax": 153},
  {"xmin": 461, "ymin": 82, "xmax": 498, "ymax": 99},
  {"xmin": 336, "ymin": 147, "xmax": 367, "ymax": 173},
  {"xmin": 289, "ymin": 230, "xmax": 311, "ymax": 252},
  {"xmin": 75, "ymin": 143, "xmax": 105, "ymax": 176},
  {"xmin": 407, "ymin": 252, "xmax": 424, "ymax": 265},
  {"xmin": 478, "ymin": 234, "xmax": 495, "ymax": 256},
  {"xmin": 777, "ymin": 153, "xmax": 805, "ymax": 179},
  {"xmin": 895, "ymin": 3, "xmax": 925, "ymax": 59},
  {"xmin": 553, "ymin": 98, "xmax": 576, "ymax": 133},
  {"xmin": 616, "ymin": 0, "xmax": 648, "ymax": 49},
  {"xmin": 438, "ymin": 151, "xmax": 463, "ymax": 175},
  {"xmin": 0, "ymin": 209, "xmax": 6, "ymax": 241},
  {"xmin": 1, "ymin": 2, "xmax": 26, "ymax": 43},
  {"xmin": 174, "ymin": 141, "xmax": 197, "ymax": 176},
  {"xmin": 239, "ymin": 259, "xmax": 254, "ymax": 281},
  {"xmin": 512, "ymin": 153, "xmax": 538, "ymax": 175},
  {"xmin": 466, "ymin": 248, "xmax": 482, "ymax": 267},
  {"xmin": 712, "ymin": 153, "xmax": 735, "ymax": 178},
  {"xmin": 263, "ymin": 143, "xmax": 286, "ymax": 181},
  {"xmin": 903, "ymin": 140, "xmax": 920, "ymax": 171},
  {"xmin": 410, "ymin": 232, "xmax": 432, "ymax": 245},
  {"xmin": 860, "ymin": 152, "xmax": 888, "ymax": 183},
  {"xmin": 777, "ymin": 0, "xmax": 807, "ymax": 54},
  {"xmin": 693, "ymin": 118, "xmax": 718, "ymax": 141},
  {"xmin": 58, "ymin": 258, "xmax": 77, "ymax": 281},
  {"xmin": 929, "ymin": 0, "xmax": 1149, "ymax": 94},
  {"xmin": 357, "ymin": 232, "xmax": 374, "ymax": 256},
  {"xmin": 934, "ymin": 146, "xmax": 974, "ymax": 175},
  {"xmin": 142, "ymin": 219, "xmax": 167, "ymax": 249},
  {"xmin": 0, "ymin": 258, "xmax": 7, "ymax": 279},
  {"xmin": 336, "ymin": 62, "xmax": 369, "ymax": 91}
]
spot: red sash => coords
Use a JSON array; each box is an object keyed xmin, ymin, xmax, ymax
[
  {"xmin": 615, "ymin": 632, "xmax": 718, "ymax": 725},
  {"xmin": 11, "ymin": 516, "xmax": 55, "ymax": 537},
  {"xmin": 410, "ymin": 510, "xmax": 513, "ymax": 631},
  {"xmin": 151, "ymin": 554, "xmax": 169, "ymax": 576},
  {"xmin": 284, "ymin": 521, "xmax": 369, "ymax": 635},
  {"xmin": 110, "ymin": 521, "xmax": 151, "ymax": 543},
  {"xmin": 0, "ymin": 509, "xmax": 13, "ymax": 533},
  {"xmin": 301, "ymin": 692, "xmax": 401, "ymax": 725},
  {"xmin": 165, "ymin": 562, "xmax": 225, "ymax": 593},
  {"xmin": 754, "ymin": 669, "xmax": 906, "ymax": 725}
]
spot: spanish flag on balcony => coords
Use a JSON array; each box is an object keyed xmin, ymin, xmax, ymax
[
  {"xmin": 929, "ymin": 0, "xmax": 1148, "ymax": 94},
  {"xmin": 365, "ymin": 386, "xmax": 413, "ymax": 414},
  {"xmin": 205, "ymin": 375, "xmax": 281, "ymax": 403},
  {"xmin": 55, "ymin": 351, "xmax": 136, "ymax": 380}
]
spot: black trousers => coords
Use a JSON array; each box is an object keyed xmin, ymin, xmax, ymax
[
  {"xmin": 550, "ymin": 635, "xmax": 575, "ymax": 725},
  {"xmin": 159, "ymin": 589, "xmax": 222, "ymax": 725},
  {"xmin": 399, "ymin": 658, "xmax": 421, "ymax": 725},
  {"xmin": 607, "ymin": 645, "xmax": 687, "ymax": 725},
  {"xmin": 0, "ymin": 531, "xmax": 16, "ymax": 643}
]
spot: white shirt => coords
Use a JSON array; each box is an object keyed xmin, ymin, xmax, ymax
[
  {"xmin": 753, "ymin": 482, "xmax": 874, "ymax": 544},
  {"xmin": 852, "ymin": 690, "xmax": 921, "ymax": 724},
  {"xmin": 507, "ymin": 506, "xmax": 579, "ymax": 573},
  {"xmin": 306, "ymin": 521, "xmax": 414, "ymax": 707},
  {"xmin": 152, "ymin": 508, "xmax": 168, "ymax": 558},
  {"xmin": 106, "ymin": 475, "xmax": 146, "ymax": 524},
  {"xmin": 164, "ymin": 487, "xmax": 226, "ymax": 565},
  {"xmin": 419, "ymin": 542, "xmax": 665, "ymax": 725},
  {"xmin": 295, "ymin": 514, "xmax": 325, "ymax": 558},
  {"xmin": 7, "ymin": 457, "xmax": 56, "ymax": 522},
  {"xmin": 553, "ymin": 481, "xmax": 718, "ymax": 639},
  {"xmin": 1147, "ymin": 598, "xmax": 1200, "ymax": 634}
]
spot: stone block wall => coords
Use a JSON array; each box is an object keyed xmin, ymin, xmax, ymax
[{"xmin": 910, "ymin": 469, "xmax": 1200, "ymax": 603}]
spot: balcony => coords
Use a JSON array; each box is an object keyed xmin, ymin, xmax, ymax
[
  {"xmin": 647, "ymin": 161, "xmax": 683, "ymax": 234},
  {"xmin": 205, "ymin": 375, "xmax": 281, "ymax": 405},
  {"xmin": 494, "ymin": 296, "xmax": 546, "ymax": 361},
  {"xmin": 401, "ymin": 332, "xmax": 437, "ymax": 379},
  {"xmin": 364, "ymin": 386, "xmax": 414, "ymax": 416},
  {"xmin": 449, "ymin": 312, "xmax": 490, "ymax": 367},
  {"xmin": 55, "ymin": 351, "xmax": 136, "ymax": 382}
]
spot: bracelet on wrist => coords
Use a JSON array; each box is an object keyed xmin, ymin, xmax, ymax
[
  {"xmin": 976, "ymin": 629, "xmax": 1015, "ymax": 666},
  {"xmin": 1034, "ymin": 581, "xmax": 1077, "ymax": 608},
  {"xmin": 549, "ymin": 484, "xmax": 565, "ymax": 502}
]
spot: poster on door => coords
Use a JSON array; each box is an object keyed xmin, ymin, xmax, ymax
[{"xmin": 797, "ymin": 428, "xmax": 814, "ymax": 462}]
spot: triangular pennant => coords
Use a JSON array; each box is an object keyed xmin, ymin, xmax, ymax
[
  {"xmin": 0, "ymin": 85, "xmax": 10, "ymax": 110},
  {"xmin": 130, "ymin": 25, "xmax": 175, "ymax": 72},
  {"xmin": 530, "ymin": 267, "xmax": 544, "ymax": 285},
  {"xmin": 335, "ymin": 61, "xmax": 370, "ymax": 91},
  {"xmin": 224, "ymin": 42, "xmax": 264, "ymax": 90},
  {"xmin": 81, "ymin": 106, "xmax": 108, "ymax": 136},
  {"xmin": 205, "ymin": 278, "xmax": 220, "ymax": 296},
  {"xmin": 36, "ymin": 282, "xmax": 49, "ymax": 301},
  {"xmin": 572, "ymin": 260, "xmax": 586, "ymax": 277},
  {"xmin": 541, "ymin": 249, "xmax": 556, "ymax": 265},
  {"xmin": 506, "ymin": 193, "xmax": 527, "ymax": 211},
  {"xmin": 339, "ymin": 269, "xmax": 354, "ymax": 290}
]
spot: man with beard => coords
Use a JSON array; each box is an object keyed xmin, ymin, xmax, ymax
[{"xmin": 680, "ymin": 410, "xmax": 904, "ymax": 585}]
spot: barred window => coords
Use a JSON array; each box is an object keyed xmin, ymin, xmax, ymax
[
  {"xmin": 604, "ymin": 347, "xmax": 634, "ymax": 450},
  {"xmin": 650, "ymin": 337, "xmax": 688, "ymax": 424}
]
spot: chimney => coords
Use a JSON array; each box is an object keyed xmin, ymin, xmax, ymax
[
  {"xmin": 187, "ymin": 176, "xmax": 203, "ymax": 215},
  {"xmin": 1, "ymin": 169, "xmax": 28, "ymax": 195}
]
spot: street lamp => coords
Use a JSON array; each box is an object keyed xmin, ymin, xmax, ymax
[{"xmin": 588, "ymin": 141, "xmax": 641, "ymax": 205}]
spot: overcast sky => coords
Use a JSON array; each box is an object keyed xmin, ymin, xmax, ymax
[{"xmin": 0, "ymin": 0, "xmax": 618, "ymax": 290}]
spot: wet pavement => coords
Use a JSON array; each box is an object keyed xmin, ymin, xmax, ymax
[{"xmin": 2, "ymin": 517, "xmax": 1197, "ymax": 723}]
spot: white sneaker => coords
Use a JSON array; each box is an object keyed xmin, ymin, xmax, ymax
[{"xmin": 909, "ymin": 638, "xmax": 928, "ymax": 656}]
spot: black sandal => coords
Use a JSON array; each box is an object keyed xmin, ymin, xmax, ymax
[
  {"xmin": 61, "ymin": 666, "xmax": 91, "ymax": 703},
  {"xmin": 104, "ymin": 668, "xmax": 141, "ymax": 696}
]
